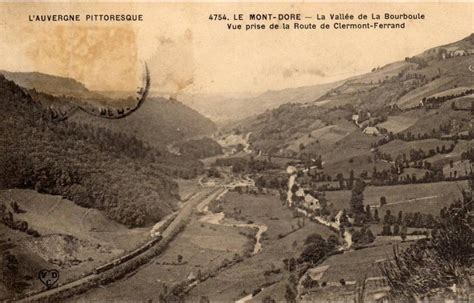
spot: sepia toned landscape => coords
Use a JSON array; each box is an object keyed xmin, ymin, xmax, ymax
[{"xmin": 0, "ymin": 2, "xmax": 473, "ymax": 303}]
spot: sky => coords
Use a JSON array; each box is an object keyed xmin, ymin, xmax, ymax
[{"xmin": 0, "ymin": 2, "xmax": 472, "ymax": 95}]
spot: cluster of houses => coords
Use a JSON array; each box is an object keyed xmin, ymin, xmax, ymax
[
  {"xmin": 352, "ymin": 111, "xmax": 382, "ymax": 136},
  {"xmin": 439, "ymin": 47, "xmax": 474, "ymax": 59},
  {"xmin": 293, "ymin": 187, "xmax": 321, "ymax": 211},
  {"xmin": 286, "ymin": 165, "xmax": 322, "ymax": 212}
]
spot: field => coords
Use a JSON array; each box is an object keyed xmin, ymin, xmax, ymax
[
  {"xmin": 425, "ymin": 139, "xmax": 473, "ymax": 168},
  {"xmin": 319, "ymin": 130, "xmax": 379, "ymax": 168},
  {"xmin": 442, "ymin": 160, "xmax": 473, "ymax": 178},
  {"xmin": 218, "ymin": 192, "xmax": 336, "ymax": 240},
  {"xmin": 319, "ymin": 242, "xmax": 412, "ymax": 282},
  {"xmin": 403, "ymin": 107, "xmax": 470, "ymax": 136},
  {"xmin": 323, "ymin": 157, "xmax": 392, "ymax": 180},
  {"xmin": 376, "ymin": 115, "xmax": 419, "ymax": 134},
  {"xmin": 2, "ymin": 189, "xmax": 150, "ymax": 251},
  {"xmin": 399, "ymin": 167, "xmax": 430, "ymax": 179},
  {"xmin": 428, "ymin": 86, "xmax": 473, "ymax": 98},
  {"xmin": 76, "ymin": 192, "xmax": 333, "ymax": 302},
  {"xmin": 325, "ymin": 180, "xmax": 468, "ymax": 215},
  {"xmin": 296, "ymin": 241, "xmax": 413, "ymax": 302},
  {"xmin": 74, "ymin": 214, "xmax": 250, "ymax": 302},
  {"xmin": 451, "ymin": 94, "xmax": 474, "ymax": 109},
  {"xmin": 396, "ymin": 56, "xmax": 474, "ymax": 109},
  {"xmin": 287, "ymin": 122, "xmax": 355, "ymax": 154},
  {"xmin": 76, "ymin": 191, "xmax": 338, "ymax": 302},
  {"xmin": 379, "ymin": 139, "xmax": 455, "ymax": 160},
  {"xmin": 187, "ymin": 192, "xmax": 338, "ymax": 302},
  {"xmin": 0, "ymin": 189, "xmax": 152, "ymax": 297},
  {"xmin": 175, "ymin": 178, "xmax": 202, "ymax": 201},
  {"xmin": 355, "ymin": 62, "xmax": 414, "ymax": 84}
]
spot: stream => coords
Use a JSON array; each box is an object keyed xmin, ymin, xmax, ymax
[{"xmin": 198, "ymin": 189, "xmax": 268, "ymax": 255}]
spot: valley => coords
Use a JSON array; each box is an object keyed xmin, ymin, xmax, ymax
[{"xmin": 0, "ymin": 33, "xmax": 472, "ymax": 303}]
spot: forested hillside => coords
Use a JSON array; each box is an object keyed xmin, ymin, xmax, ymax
[
  {"xmin": 171, "ymin": 137, "xmax": 222, "ymax": 159},
  {"xmin": 0, "ymin": 75, "xmax": 204, "ymax": 227},
  {"xmin": 70, "ymin": 97, "xmax": 217, "ymax": 148},
  {"xmin": 1, "ymin": 70, "xmax": 217, "ymax": 148}
]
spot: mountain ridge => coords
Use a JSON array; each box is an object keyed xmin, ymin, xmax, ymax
[
  {"xmin": 0, "ymin": 70, "xmax": 218, "ymax": 147},
  {"xmin": 178, "ymin": 81, "xmax": 343, "ymax": 123}
]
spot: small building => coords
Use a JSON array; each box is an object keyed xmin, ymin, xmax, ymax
[
  {"xmin": 363, "ymin": 126, "xmax": 380, "ymax": 136},
  {"xmin": 303, "ymin": 194, "xmax": 320, "ymax": 211},
  {"xmin": 187, "ymin": 271, "xmax": 196, "ymax": 281},
  {"xmin": 352, "ymin": 114, "xmax": 360, "ymax": 124},
  {"xmin": 286, "ymin": 166, "xmax": 297, "ymax": 175},
  {"xmin": 295, "ymin": 188, "xmax": 305, "ymax": 198},
  {"xmin": 453, "ymin": 49, "xmax": 467, "ymax": 57}
]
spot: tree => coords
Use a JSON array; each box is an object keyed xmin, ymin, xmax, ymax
[
  {"xmin": 301, "ymin": 234, "xmax": 330, "ymax": 264},
  {"xmin": 365, "ymin": 205, "xmax": 372, "ymax": 222},
  {"xmin": 302, "ymin": 275, "xmax": 317, "ymax": 290},
  {"xmin": 400, "ymin": 225, "xmax": 407, "ymax": 241},
  {"xmin": 285, "ymin": 284, "xmax": 297, "ymax": 303},
  {"xmin": 393, "ymin": 224, "xmax": 400, "ymax": 235},
  {"xmin": 10, "ymin": 201, "xmax": 23, "ymax": 214},
  {"xmin": 380, "ymin": 196, "xmax": 387, "ymax": 206},
  {"xmin": 283, "ymin": 258, "xmax": 296, "ymax": 272},
  {"xmin": 383, "ymin": 210, "xmax": 393, "ymax": 224},
  {"xmin": 336, "ymin": 173, "xmax": 345, "ymax": 190},
  {"xmin": 382, "ymin": 224, "xmax": 392, "ymax": 235},
  {"xmin": 348, "ymin": 169, "xmax": 355, "ymax": 190},
  {"xmin": 262, "ymin": 296, "xmax": 276, "ymax": 303},
  {"xmin": 326, "ymin": 235, "xmax": 340, "ymax": 250},
  {"xmin": 381, "ymin": 205, "xmax": 473, "ymax": 301},
  {"xmin": 292, "ymin": 240, "xmax": 298, "ymax": 249},
  {"xmin": 350, "ymin": 179, "xmax": 366, "ymax": 224},
  {"xmin": 374, "ymin": 208, "xmax": 380, "ymax": 222},
  {"xmin": 304, "ymin": 233, "xmax": 324, "ymax": 245},
  {"xmin": 177, "ymin": 254, "xmax": 183, "ymax": 263},
  {"xmin": 397, "ymin": 211, "xmax": 403, "ymax": 224},
  {"xmin": 366, "ymin": 229, "xmax": 375, "ymax": 243},
  {"xmin": 199, "ymin": 296, "xmax": 210, "ymax": 303},
  {"xmin": 2, "ymin": 251, "xmax": 19, "ymax": 289}
]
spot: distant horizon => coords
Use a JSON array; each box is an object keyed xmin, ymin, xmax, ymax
[
  {"xmin": 1, "ymin": 65, "xmax": 363, "ymax": 97},
  {"xmin": 1, "ymin": 28, "xmax": 468, "ymax": 99},
  {"xmin": 0, "ymin": 2, "xmax": 471, "ymax": 95},
  {"xmin": 3, "ymin": 30, "xmax": 472, "ymax": 97}
]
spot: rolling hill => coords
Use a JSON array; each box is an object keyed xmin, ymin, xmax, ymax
[
  {"xmin": 228, "ymin": 34, "xmax": 473, "ymax": 178},
  {"xmin": 314, "ymin": 33, "xmax": 474, "ymax": 111}
]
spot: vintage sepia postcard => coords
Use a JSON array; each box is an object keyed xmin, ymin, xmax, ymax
[{"xmin": 0, "ymin": 1, "xmax": 472, "ymax": 302}]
